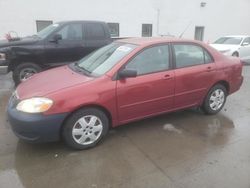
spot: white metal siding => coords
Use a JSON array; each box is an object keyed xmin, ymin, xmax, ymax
[{"xmin": 0, "ymin": 0, "xmax": 249, "ymax": 42}]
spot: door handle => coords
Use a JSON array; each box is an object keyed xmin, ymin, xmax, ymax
[
  {"xmin": 163, "ymin": 74, "xmax": 172, "ymax": 80},
  {"xmin": 206, "ymin": 66, "xmax": 213, "ymax": 72}
]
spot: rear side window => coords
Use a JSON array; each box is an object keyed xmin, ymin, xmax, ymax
[
  {"xmin": 173, "ymin": 44, "xmax": 212, "ymax": 68},
  {"xmin": 126, "ymin": 45, "xmax": 170, "ymax": 75},
  {"xmin": 85, "ymin": 23, "xmax": 106, "ymax": 39},
  {"xmin": 204, "ymin": 50, "xmax": 213, "ymax": 64}
]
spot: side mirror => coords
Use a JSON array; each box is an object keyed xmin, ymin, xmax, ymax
[
  {"xmin": 242, "ymin": 42, "xmax": 249, "ymax": 46},
  {"xmin": 118, "ymin": 69, "xmax": 137, "ymax": 79},
  {"xmin": 50, "ymin": 34, "xmax": 62, "ymax": 43}
]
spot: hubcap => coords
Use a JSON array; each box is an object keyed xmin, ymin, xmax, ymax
[
  {"xmin": 72, "ymin": 115, "xmax": 103, "ymax": 145},
  {"xmin": 19, "ymin": 68, "xmax": 37, "ymax": 82},
  {"xmin": 209, "ymin": 89, "xmax": 225, "ymax": 111}
]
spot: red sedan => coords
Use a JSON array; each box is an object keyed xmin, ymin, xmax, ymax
[{"xmin": 7, "ymin": 37, "xmax": 243, "ymax": 149}]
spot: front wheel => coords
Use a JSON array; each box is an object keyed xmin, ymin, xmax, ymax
[
  {"xmin": 12, "ymin": 63, "xmax": 42, "ymax": 85},
  {"xmin": 232, "ymin": 52, "xmax": 239, "ymax": 57},
  {"xmin": 62, "ymin": 108, "xmax": 109, "ymax": 150},
  {"xmin": 202, "ymin": 84, "xmax": 227, "ymax": 115}
]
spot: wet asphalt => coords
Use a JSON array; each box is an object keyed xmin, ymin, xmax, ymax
[{"xmin": 0, "ymin": 67, "xmax": 250, "ymax": 188}]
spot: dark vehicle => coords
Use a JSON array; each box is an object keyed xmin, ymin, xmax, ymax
[{"xmin": 0, "ymin": 20, "xmax": 112, "ymax": 85}]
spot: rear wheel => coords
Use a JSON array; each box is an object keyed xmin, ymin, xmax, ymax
[
  {"xmin": 202, "ymin": 84, "xmax": 227, "ymax": 115},
  {"xmin": 13, "ymin": 63, "xmax": 42, "ymax": 85},
  {"xmin": 62, "ymin": 108, "xmax": 109, "ymax": 150}
]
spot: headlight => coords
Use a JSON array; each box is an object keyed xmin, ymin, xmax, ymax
[
  {"xmin": 0, "ymin": 53, "xmax": 6, "ymax": 61},
  {"xmin": 16, "ymin": 97, "xmax": 53, "ymax": 113},
  {"xmin": 12, "ymin": 90, "xmax": 19, "ymax": 99}
]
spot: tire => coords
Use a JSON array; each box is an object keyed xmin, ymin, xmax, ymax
[
  {"xmin": 62, "ymin": 108, "xmax": 109, "ymax": 150},
  {"xmin": 202, "ymin": 84, "xmax": 227, "ymax": 115},
  {"xmin": 232, "ymin": 52, "xmax": 239, "ymax": 57},
  {"xmin": 12, "ymin": 63, "xmax": 42, "ymax": 86}
]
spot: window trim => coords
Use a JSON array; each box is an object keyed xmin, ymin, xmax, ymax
[
  {"xmin": 36, "ymin": 20, "xmax": 53, "ymax": 32},
  {"xmin": 194, "ymin": 26, "xmax": 205, "ymax": 41},
  {"xmin": 114, "ymin": 43, "xmax": 173, "ymax": 80},
  {"xmin": 107, "ymin": 22, "xmax": 120, "ymax": 37},
  {"xmin": 170, "ymin": 42, "xmax": 214, "ymax": 69},
  {"xmin": 142, "ymin": 24, "xmax": 153, "ymax": 37}
]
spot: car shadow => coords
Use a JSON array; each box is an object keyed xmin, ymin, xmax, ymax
[{"xmin": 13, "ymin": 108, "xmax": 235, "ymax": 188}]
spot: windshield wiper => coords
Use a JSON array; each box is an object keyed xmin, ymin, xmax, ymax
[{"xmin": 74, "ymin": 62, "xmax": 91, "ymax": 74}]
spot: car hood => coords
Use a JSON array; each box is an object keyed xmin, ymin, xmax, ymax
[
  {"xmin": 16, "ymin": 65, "xmax": 94, "ymax": 99},
  {"xmin": 0, "ymin": 37, "xmax": 40, "ymax": 48},
  {"xmin": 210, "ymin": 44, "xmax": 239, "ymax": 52}
]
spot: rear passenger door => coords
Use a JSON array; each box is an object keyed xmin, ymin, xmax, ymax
[
  {"xmin": 84, "ymin": 23, "xmax": 110, "ymax": 55},
  {"xmin": 172, "ymin": 43, "xmax": 217, "ymax": 109}
]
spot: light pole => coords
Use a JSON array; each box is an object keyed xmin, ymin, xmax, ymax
[{"xmin": 156, "ymin": 8, "xmax": 160, "ymax": 36}]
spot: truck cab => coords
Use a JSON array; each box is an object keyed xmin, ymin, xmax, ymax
[{"xmin": 0, "ymin": 20, "xmax": 112, "ymax": 85}]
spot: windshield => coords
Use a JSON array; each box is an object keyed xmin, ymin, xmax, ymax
[
  {"xmin": 214, "ymin": 37, "xmax": 243, "ymax": 45},
  {"xmin": 76, "ymin": 43, "xmax": 137, "ymax": 76},
  {"xmin": 37, "ymin": 23, "xmax": 60, "ymax": 39}
]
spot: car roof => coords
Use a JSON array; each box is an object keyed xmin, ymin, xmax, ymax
[
  {"xmin": 223, "ymin": 35, "xmax": 249, "ymax": 38},
  {"xmin": 55, "ymin": 20, "xmax": 106, "ymax": 25},
  {"xmin": 117, "ymin": 37, "xmax": 202, "ymax": 46}
]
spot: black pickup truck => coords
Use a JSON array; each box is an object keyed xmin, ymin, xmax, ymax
[{"xmin": 0, "ymin": 20, "xmax": 112, "ymax": 85}]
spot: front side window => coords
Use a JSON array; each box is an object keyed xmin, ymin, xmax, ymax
[
  {"xmin": 56, "ymin": 23, "xmax": 83, "ymax": 40},
  {"xmin": 173, "ymin": 44, "xmax": 212, "ymax": 68},
  {"xmin": 126, "ymin": 45, "xmax": 169, "ymax": 75},
  {"xmin": 76, "ymin": 43, "xmax": 137, "ymax": 76},
  {"xmin": 37, "ymin": 23, "xmax": 60, "ymax": 39}
]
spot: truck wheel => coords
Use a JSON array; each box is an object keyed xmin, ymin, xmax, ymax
[
  {"xmin": 13, "ymin": 63, "xmax": 42, "ymax": 85},
  {"xmin": 62, "ymin": 108, "xmax": 109, "ymax": 150},
  {"xmin": 202, "ymin": 84, "xmax": 227, "ymax": 115}
]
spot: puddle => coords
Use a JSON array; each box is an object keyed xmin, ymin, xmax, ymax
[{"xmin": 163, "ymin": 123, "xmax": 182, "ymax": 134}]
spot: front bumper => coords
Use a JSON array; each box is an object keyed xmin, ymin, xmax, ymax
[
  {"xmin": 0, "ymin": 60, "xmax": 8, "ymax": 74},
  {"xmin": 7, "ymin": 96, "xmax": 68, "ymax": 143}
]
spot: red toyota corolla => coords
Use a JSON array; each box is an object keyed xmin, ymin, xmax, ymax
[{"xmin": 7, "ymin": 37, "xmax": 243, "ymax": 149}]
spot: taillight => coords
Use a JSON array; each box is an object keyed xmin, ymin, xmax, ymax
[{"xmin": 240, "ymin": 60, "xmax": 244, "ymax": 66}]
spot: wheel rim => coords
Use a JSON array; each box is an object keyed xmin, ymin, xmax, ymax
[
  {"xmin": 19, "ymin": 68, "xmax": 37, "ymax": 82},
  {"xmin": 72, "ymin": 115, "xmax": 103, "ymax": 145},
  {"xmin": 209, "ymin": 89, "xmax": 225, "ymax": 111}
]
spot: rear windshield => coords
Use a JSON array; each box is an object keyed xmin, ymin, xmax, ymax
[
  {"xmin": 214, "ymin": 37, "xmax": 243, "ymax": 45},
  {"xmin": 75, "ymin": 43, "xmax": 137, "ymax": 76}
]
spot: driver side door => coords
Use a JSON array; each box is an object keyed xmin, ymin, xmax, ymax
[
  {"xmin": 44, "ymin": 23, "xmax": 85, "ymax": 67},
  {"xmin": 116, "ymin": 44, "xmax": 175, "ymax": 124}
]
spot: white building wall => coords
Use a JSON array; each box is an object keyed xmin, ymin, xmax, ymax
[{"xmin": 0, "ymin": 0, "xmax": 250, "ymax": 42}]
